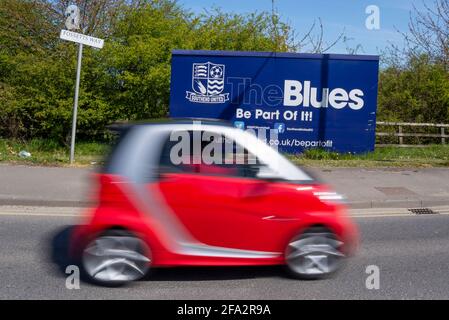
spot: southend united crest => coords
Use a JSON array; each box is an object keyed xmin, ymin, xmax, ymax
[{"xmin": 186, "ymin": 62, "xmax": 229, "ymax": 103}]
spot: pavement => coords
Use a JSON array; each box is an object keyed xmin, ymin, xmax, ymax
[
  {"xmin": 316, "ymin": 167, "xmax": 449, "ymax": 209},
  {"xmin": 0, "ymin": 164, "xmax": 448, "ymax": 209}
]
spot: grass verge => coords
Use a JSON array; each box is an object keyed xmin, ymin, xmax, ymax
[
  {"xmin": 289, "ymin": 145, "xmax": 449, "ymax": 168},
  {"xmin": 0, "ymin": 139, "xmax": 110, "ymax": 167},
  {"xmin": 0, "ymin": 138, "xmax": 448, "ymax": 168}
]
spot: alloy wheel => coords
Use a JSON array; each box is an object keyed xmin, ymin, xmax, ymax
[
  {"xmin": 285, "ymin": 228, "xmax": 344, "ymax": 278},
  {"xmin": 82, "ymin": 235, "xmax": 150, "ymax": 284}
]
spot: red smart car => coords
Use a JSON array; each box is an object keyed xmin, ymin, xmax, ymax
[{"xmin": 70, "ymin": 120, "xmax": 358, "ymax": 286}]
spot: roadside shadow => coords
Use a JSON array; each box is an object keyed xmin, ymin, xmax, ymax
[
  {"xmin": 46, "ymin": 225, "xmax": 75, "ymax": 277},
  {"xmin": 143, "ymin": 265, "xmax": 285, "ymax": 282}
]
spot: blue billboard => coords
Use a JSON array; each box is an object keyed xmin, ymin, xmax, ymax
[{"xmin": 169, "ymin": 50, "xmax": 379, "ymax": 154}]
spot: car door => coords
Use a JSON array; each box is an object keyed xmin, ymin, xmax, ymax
[{"xmin": 156, "ymin": 129, "xmax": 283, "ymax": 252}]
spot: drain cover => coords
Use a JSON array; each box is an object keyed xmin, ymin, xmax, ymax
[
  {"xmin": 375, "ymin": 187, "xmax": 417, "ymax": 196},
  {"xmin": 408, "ymin": 208, "xmax": 437, "ymax": 215}
]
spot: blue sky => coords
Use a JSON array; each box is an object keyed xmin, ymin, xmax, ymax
[{"xmin": 178, "ymin": 0, "xmax": 430, "ymax": 55}]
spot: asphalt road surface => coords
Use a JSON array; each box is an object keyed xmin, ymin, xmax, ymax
[{"xmin": 0, "ymin": 208, "xmax": 448, "ymax": 299}]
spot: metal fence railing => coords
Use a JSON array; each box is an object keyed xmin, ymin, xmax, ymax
[{"xmin": 376, "ymin": 121, "xmax": 449, "ymax": 147}]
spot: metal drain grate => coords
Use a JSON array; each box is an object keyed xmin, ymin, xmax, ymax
[
  {"xmin": 375, "ymin": 187, "xmax": 417, "ymax": 196},
  {"xmin": 408, "ymin": 208, "xmax": 438, "ymax": 215}
]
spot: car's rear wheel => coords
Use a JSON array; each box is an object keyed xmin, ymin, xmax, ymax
[
  {"xmin": 285, "ymin": 227, "xmax": 345, "ymax": 280},
  {"xmin": 81, "ymin": 230, "xmax": 151, "ymax": 286}
]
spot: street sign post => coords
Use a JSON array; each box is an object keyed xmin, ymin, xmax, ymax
[
  {"xmin": 60, "ymin": 6, "xmax": 104, "ymax": 164},
  {"xmin": 70, "ymin": 42, "xmax": 83, "ymax": 165}
]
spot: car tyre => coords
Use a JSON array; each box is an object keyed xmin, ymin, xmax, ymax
[
  {"xmin": 285, "ymin": 227, "xmax": 345, "ymax": 280},
  {"xmin": 81, "ymin": 229, "xmax": 151, "ymax": 287}
]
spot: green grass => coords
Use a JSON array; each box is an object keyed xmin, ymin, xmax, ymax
[
  {"xmin": 288, "ymin": 145, "xmax": 449, "ymax": 168},
  {"xmin": 0, "ymin": 138, "xmax": 448, "ymax": 168},
  {"xmin": 0, "ymin": 138, "xmax": 110, "ymax": 166}
]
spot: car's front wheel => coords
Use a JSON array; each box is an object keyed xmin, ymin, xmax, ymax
[
  {"xmin": 81, "ymin": 230, "xmax": 151, "ymax": 286},
  {"xmin": 285, "ymin": 227, "xmax": 345, "ymax": 280}
]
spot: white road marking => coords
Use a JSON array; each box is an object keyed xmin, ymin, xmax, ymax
[
  {"xmin": 0, "ymin": 206, "xmax": 83, "ymax": 217},
  {"xmin": 349, "ymin": 206, "xmax": 449, "ymax": 217},
  {"xmin": 0, "ymin": 206, "xmax": 447, "ymax": 219},
  {"xmin": 0, "ymin": 212, "xmax": 80, "ymax": 217},
  {"xmin": 352, "ymin": 213, "xmax": 449, "ymax": 218}
]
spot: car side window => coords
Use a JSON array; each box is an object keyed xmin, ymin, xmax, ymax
[{"xmin": 158, "ymin": 130, "xmax": 262, "ymax": 178}]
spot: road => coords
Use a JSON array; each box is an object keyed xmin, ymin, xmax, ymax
[{"xmin": 0, "ymin": 207, "xmax": 448, "ymax": 299}]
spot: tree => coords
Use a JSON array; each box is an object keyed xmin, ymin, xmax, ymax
[
  {"xmin": 378, "ymin": 0, "xmax": 449, "ymax": 125},
  {"xmin": 378, "ymin": 55, "xmax": 449, "ymax": 124},
  {"xmin": 0, "ymin": 0, "xmax": 302, "ymax": 142},
  {"xmin": 403, "ymin": 0, "xmax": 448, "ymax": 70}
]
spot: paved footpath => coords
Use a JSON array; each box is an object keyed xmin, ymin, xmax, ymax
[{"xmin": 0, "ymin": 164, "xmax": 448, "ymax": 209}]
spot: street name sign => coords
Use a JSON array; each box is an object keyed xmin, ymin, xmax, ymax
[{"xmin": 60, "ymin": 29, "xmax": 104, "ymax": 49}]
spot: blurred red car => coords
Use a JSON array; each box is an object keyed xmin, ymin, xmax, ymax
[{"xmin": 70, "ymin": 120, "xmax": 358, "ymax": 286}]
